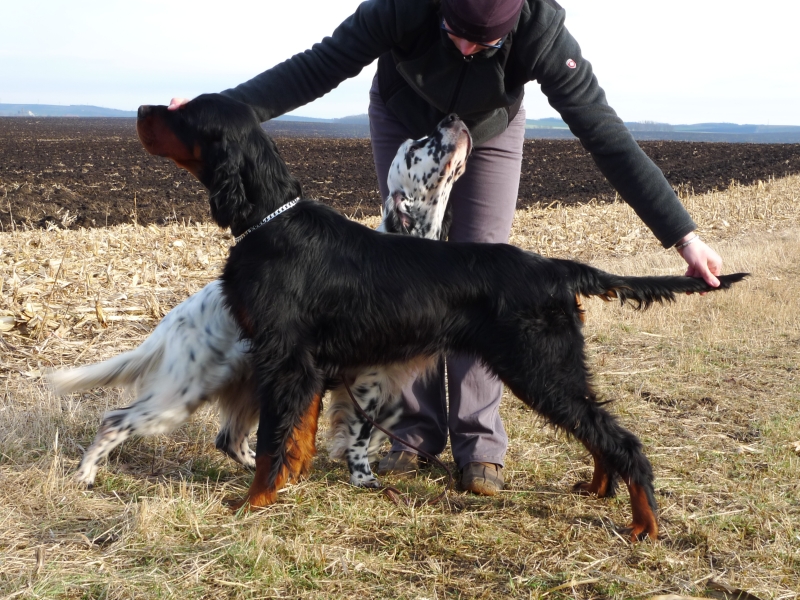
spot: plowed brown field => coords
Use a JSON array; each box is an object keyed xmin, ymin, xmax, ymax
[{"xmin": 1, "ymin": 117, "xmax": 798, "ymax": 230}]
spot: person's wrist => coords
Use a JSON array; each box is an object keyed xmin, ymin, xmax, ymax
[{"xmin": 674, "ymin": 232, "xmax": 699, "ymax": 251}]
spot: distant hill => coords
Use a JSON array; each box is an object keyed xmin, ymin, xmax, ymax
[
  {"xmin": 268, "ymin": 115, "xmax": 800, "ymax": 143},
  {"xmin": 275, "ymin": 113, "xmax": 370, "ymax": 124},
  {"xmin": 273, "ymin": 114, "xmax": 800, "ymax": 142},
  {"xmin": 3, "ymin": 104, "xmax": 799, "ymax": 142},
  {"xmin": 527, "ymin": 119, "xmax": 800, "ymax": 143},
  {"xmin": 0, "ymin": 103, "xmax": 137, "ymax": 117},
  {"xmin": 526, "ymin": 117, "xmax": 570, "ymax": 129},
  {"xmin": 522, "ymin": 129, "xmax": 800, "ymax": 143},
  {"xmin": 626, "ymin": 121, "xmax": 800, "ymax": 135}
]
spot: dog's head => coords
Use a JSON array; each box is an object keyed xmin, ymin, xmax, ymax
[
  {"xmin": 136, "ymin": 94, "xmax": 302, "ymax": 234},
  {"xmin": 380, "ymin": 114, "xmax": 472, "ymax": 240}
]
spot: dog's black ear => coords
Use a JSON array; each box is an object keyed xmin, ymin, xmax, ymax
[
  {"xmin": 208, "ymin": 138, "xmax": 252, "ymax": 230},
  {"xmin": 248, "ymin": 131, "xmax": 303, "ymax": 207}
]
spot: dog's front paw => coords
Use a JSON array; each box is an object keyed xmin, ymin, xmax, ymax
[
  {"xmin": 224, "ymin": 496, "xmax": 248, "ymax": 512},
  {"xmin": 621, "ymin": 521, "xmax": 658, "ymax": 542},
  {"xmin": 216, "ymin": 438, "xmax": 257, "ymax": 469},
  {"xmin": 240, "ymin": 449, "xmax": 256, "ymax": 469},
  {"xmin": 350, "ymin": 473, "xmax": 381, "ymax": 488},
  {"xmin": 74, "ymin": 464, "xmax": 98, "ymax": 489}
]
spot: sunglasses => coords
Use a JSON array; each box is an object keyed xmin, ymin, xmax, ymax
[{"xmin": 440, "ymin": 19, "xmax": 505, "ymax": 50}]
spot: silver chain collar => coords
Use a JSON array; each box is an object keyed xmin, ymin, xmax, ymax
[{"xmin": 233, "ymin": 198, "xmax": 300, "ymax": 244}]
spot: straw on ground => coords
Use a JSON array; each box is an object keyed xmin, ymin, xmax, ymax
[{"xmin": 1, "ymin": 175, "xmax": 798, "ymax": 599}]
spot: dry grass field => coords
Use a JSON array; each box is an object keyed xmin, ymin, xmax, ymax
[{"xmin": 1, "ymin": 175, "xmax": 798, "ymax": 599}]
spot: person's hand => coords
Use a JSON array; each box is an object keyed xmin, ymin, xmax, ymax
[
  {"xmin": 168, "ymin": 97, "xmax": 190, "ymax": 110},
  {"xmin": 675, "ymin": 233, "xmax": 722, "ymax": 291}
]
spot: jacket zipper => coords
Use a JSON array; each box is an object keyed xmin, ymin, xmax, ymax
[{"xmin": 446, "ymin": 55, "xmax": 473, "ymax": 114}]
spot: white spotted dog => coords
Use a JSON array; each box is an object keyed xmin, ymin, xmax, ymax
[
  {"xmin": 48, "ymin": 114, "xmax": 472, "ymax": 490},
  {"xmin": 48, "ymin": 280, "xmax": 257, "ymax": 487},
  {"xmin": 327, "ymin": 114, "xmax": 472, "ymax": 488},
  {"xmin": 376, "ymin": 118, "xmax": 466, "ymax": 241}
]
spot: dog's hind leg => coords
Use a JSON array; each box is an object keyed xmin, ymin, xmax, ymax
[
  {"xmin": 215, "ymin": 375, "xmax": 259, "ymax": 468},
  {"xmin": 76, "ymin": 386, "xmax": 208, "ymax": 487},
  {"xmin": 487, "ymin": 325, "xmax": 658, "ymax": 541},
  {"xmin": 570, "ymin": 408, "xmax": 657, "ymax": 542},
  {"xmin": 572, "ymin": 449, "xmax": 613, "ymax": 498}
]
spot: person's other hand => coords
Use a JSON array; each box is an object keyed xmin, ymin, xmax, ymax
[
  {"xmin": 168, "ymin": 97, "xmax": 190, "ymax": 110},
  {"xmin": 676, "ymin": 234, "xmax": 722, "ymax": 292}
]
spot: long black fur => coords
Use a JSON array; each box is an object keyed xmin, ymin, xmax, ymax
[{"xmin": 137, "ymin": 93, "xmax": 747, "ymax": 533}]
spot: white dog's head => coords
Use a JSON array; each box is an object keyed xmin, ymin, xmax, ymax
[{"xmin": 379, "ymin": 114, "xmax": 472, "ymax": 240}]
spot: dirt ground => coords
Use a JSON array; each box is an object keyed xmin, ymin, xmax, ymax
[
  {"xmin": 1, "ymin": 117, "xmax": 799, "ymax": 231},
  {"xmin": 2, "ymin": 116, "xmax": 799, "ymax": 598}
]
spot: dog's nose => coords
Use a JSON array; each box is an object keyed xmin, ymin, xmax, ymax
[{"xmin": 137, "ymin": 105, "xmax": 153, "ymax": 119}]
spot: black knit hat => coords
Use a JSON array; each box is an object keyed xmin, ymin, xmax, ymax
[{"xmin": 441, "ymin": 0, "xmax": 524, "ymax": 43}]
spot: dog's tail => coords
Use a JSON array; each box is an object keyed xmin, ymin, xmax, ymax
[
  {"xmin": 561, "ymin": 260, "xmax": 748, "ymax": 309},
  {"xmin": 47, "ymin": 343, "xmax": 165, "ymax": 395}
]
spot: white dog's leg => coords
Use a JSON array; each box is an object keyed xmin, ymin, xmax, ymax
[
  {"xmin": 76, "ymin": 385, "xmax": 208, "ymax": 487},
  {"xmin": 215, "ymin": 368, "xmax": 259, "ymax": 468},
  {"xmin": 328, "ymin": 368, "xmax": 409, "ymax": 488}
]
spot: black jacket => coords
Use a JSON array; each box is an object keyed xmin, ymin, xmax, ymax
[{"xmin": 222, "ymin": 0, "xmax": 696, "ymax": 247}]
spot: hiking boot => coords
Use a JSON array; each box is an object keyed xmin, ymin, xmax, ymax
[
  {"xmin": 377, "ymin": 451, "xmax": 422, "ymax": 477},
  {"xmin": 460, "ymin": 462, "xmax": 504, "ymax": 496}
]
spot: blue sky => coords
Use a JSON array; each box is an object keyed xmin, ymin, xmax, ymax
[{"xmin": 2, "ymin": 0, "xmax": 798, "ymax": 125}]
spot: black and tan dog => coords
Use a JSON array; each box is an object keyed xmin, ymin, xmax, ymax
[
  {"xmin": 50, "ymin": 113, "xmax": 472, "ymax": 490},
  {"xmin": 137, "ymin": 93, "xmax": 746, "ymax": 541}
]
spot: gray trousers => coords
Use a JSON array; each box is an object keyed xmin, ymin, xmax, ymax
[{"xmin": 368, "ymin": 77, "xmax": 526, "ymax": 468}]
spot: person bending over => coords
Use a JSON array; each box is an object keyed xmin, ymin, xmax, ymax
[{"xmin": 171, "ymin": 0, "xmax": 723, "ymax": 496}]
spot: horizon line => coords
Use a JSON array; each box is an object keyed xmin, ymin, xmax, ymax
[{"xmin": 0, "ymin": 103, "xmax": 798, "ymax": 129}]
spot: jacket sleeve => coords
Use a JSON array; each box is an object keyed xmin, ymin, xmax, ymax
[
  {"xmin": 220, "ymin": 0, "xmax": 411, "ymax": 123},
  {"xmin": 528, "ymin": 10, "xmax": 696, "ymax": 248}
]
